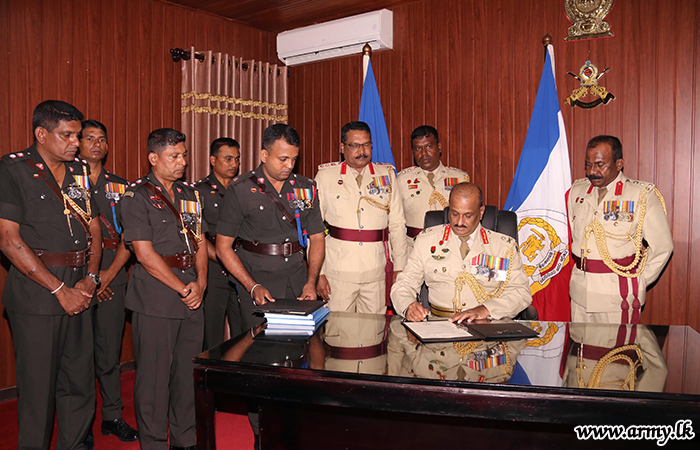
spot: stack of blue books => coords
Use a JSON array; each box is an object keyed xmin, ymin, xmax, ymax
[{"xmin": 253, "ymin": 299, "xmax": 330, "ymax": 336}]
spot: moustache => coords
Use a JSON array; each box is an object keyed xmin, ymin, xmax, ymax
[
  {"xmin": 355, "ymin": 154, "xmax": 368, "ymax": 159},
  {"xmin": 587, "ymin": 175, "xmax": 603, "ymax": 181}
]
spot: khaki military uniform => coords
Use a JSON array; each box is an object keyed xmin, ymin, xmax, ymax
[
  {"xmin": 323, "ymin": 312, "xmax": 390, "ymax": 375},
  {"xmin": 396, "ymin": 162, "xmax": 469, "ymax": 249},
  {"xmin": 316, "ymin": 161, "xmax": 408, "ymax": 314},
  {"xmin": 562, "ymin": 323, "xmax": 668, "ymax": 392},
  {"xmin": 568, "ymin": 172, "xmax": 673, "ymax": 324},
  {"xmin": 392, "ymin": 223, "xmax": 532, "ymax": 319}
]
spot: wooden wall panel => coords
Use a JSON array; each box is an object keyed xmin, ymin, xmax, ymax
[
  {"xmin": 0, "ymin": 0, "xmax": 277, "ymax": 390},
  {"xmin": 286, "ymin": 0, "xmax": 700, "ymax": 332}
]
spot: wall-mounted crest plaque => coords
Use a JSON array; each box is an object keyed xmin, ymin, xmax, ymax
[
  {"xmin": 564, "ymin": 60, "xmax": 615, "ymax": 109},
  {"xmin": 563, "ymin": 0, "xmax": 615, "ymax": 41}
]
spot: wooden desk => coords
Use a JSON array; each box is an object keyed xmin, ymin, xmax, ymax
[{"xmin": 194, "ymin": 314, "xmax": 700, "ymax": 449}]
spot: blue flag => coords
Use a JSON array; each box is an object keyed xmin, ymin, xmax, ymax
[
  {"xmin": 503, "ymin": 44, "xmax": 572, "ymax": 322},
  {"xmin": 359, "ymin": 60, "xmax": 395, "ymax": 166}
]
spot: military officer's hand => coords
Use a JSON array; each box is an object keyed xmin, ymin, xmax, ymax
[
  {"xmin": 181, "ymin": 281, "xmax": 204, "ymax": 309},
  {"xmin": 298, "ymin": 282, "xmax": 318, "ymax": 301},
  {"xmin": 252, "ymin": 285, "xmax": 275, "ymax": 306},
  {"xmin": 316, "ymin": 275, "xmax": 331, "ymax": 300},
  {"xmin": 392, "ymin": 270, "xmax": 402, "ymax": 284},
  {"xmin": 406, "ymin": 301, "xmax": 429, "ymax": 322},
  {"xmin": 449, "ymin": 305, "xmax": 491, "ymax": 324},
  {"xmin": 406, "ymin": 329, "xmax": 421, "ymax": 345},
  {"xmin": 55, "ymin": 285, "xmax": 92, "ymax": 316},
  {"xmin": 75, "ymin": 277, "xmax": 97, "ymax": 297},
  {"xmin": 96, "ymin": 286, "xmax": 114, "ymax": 302}
]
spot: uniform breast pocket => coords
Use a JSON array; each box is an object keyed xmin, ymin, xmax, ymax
[
  {"xmin": 245, "ymin": 200, "xmax": 275, "ymax": 231},
  {"xmin": 26, "ymin": 191, "xmax": 57, "ymax": 222}
]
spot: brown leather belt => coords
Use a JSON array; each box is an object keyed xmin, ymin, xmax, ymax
[
  {"xmin": 572, "ymin": 254, "xmax": 637, "ymax": 273},
  {"xmin": 238, "ymin": 239, "xmax": 303, "ymax": 257},
  {"xmin": 406, "ymin": 226, "xmax": 423, "ymax": 238},
  {"xmin": 161, "ymin": 253, "xmax": 196, "ymax": 270},
  {"xmin": 102, "ymin": 238, "xmax": 120, "ymax": 250},
  {"xmin": 329, "ymin": 342, "xmax": 388, "ymax": 360},
  {"xmin": 328, "ymin": 226, "xmax": 388, "ymax": 242},
  {"xmin": 570, "ymin": 342, "xmax": 638, "ymax": 365},
  {"xmin": 35, "ymin": 249, "xmax": 89, "ymax": 268}
]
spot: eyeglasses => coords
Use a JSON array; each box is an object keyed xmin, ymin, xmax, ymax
[{"xmin": 344, "ymin": 142, "xmax": 372, "ymax": 150}]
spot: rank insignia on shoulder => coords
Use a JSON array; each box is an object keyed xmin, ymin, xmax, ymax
[{"xmin": 122, "ymin": 191, "xmax": 134, "ymax": 198}]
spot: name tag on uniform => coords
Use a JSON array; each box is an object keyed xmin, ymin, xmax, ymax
[{"xmin": 469, "ymin": 254, "xmax": 509, "ymax": 281}]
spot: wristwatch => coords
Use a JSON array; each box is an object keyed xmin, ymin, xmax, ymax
[{"xmin": 87, "ymin": 272, "xmax": 102, "ymax": 287}]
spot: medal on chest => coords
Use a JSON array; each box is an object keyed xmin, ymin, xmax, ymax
[{"xmin": 367, "ymin": 175, "xmax": 391, "ymax": 195}]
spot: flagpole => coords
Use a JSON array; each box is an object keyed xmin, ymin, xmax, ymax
[{"xmin": 362, "ymin": 43, "xmax": 372, "ymax": 83}]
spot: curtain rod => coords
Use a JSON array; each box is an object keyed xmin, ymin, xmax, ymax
[{"xmin": 170, "ymin": 48, "xmax": 204, "ymax": 62}]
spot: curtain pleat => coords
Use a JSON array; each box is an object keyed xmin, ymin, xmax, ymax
[{"xmin": 181, "ymin": 47, "xmax": 288, "ymax": 182}]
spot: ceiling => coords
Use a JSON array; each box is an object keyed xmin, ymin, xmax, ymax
[{"xmin": 166, "ymin": 0, "xmax": 419, "ymax": 33}]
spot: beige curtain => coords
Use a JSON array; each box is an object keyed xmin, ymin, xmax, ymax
[{"xmin": 181, "ymin": 47, "xmax": 288, "ymax": 182}]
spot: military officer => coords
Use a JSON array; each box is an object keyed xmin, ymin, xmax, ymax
[
  {"xmin": 194, "ymin": 137, "xmax": 243, "ymax": 348},
  {"xmin": 397, "ymin": 125, "xmax": 470, "ymax": 248},
  {"xmin": 216, "ymin": 124, "xmax": 325, "ymax": 326},
  {"xmin": 316, "ymin": 121, "xmax": 408, "ymax": 314},
  {"xmin": 0, "ymin": 100, "xmax": 102, "ymax": 450},
  {"xmin": 78, "ymin": 119, "xmax": 138, "ymax": 442},
  {"xmin": 120, "ymin": 128, "xmax": 208, "ymax": 450},
  {"xmin": 392, "ymin": 182, "xmax": 531, "ymax": 323},
  {"xmin": 568, "ymin": 135, "xmax": 673, "ymax": 324}
]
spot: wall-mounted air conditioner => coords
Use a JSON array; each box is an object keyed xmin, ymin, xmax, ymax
[{"xmin": 277, "ymin": 9, "xmax": 393, "ymax": 66}]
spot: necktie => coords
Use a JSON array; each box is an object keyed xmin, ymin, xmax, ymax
[
  {"xmin": 356, "ymin": 174, "xmax": 363, "ymax": 188},
  {"xmin": 459, "ymin": 236, "xmax": 470, "ymax": 260},
  {"xmin": 598, "ymin": 187, "xmax": 608, "ymax": 205},
  {"xmin": 427, "ymin": 172, "xmax": 435, "ymax": 187}
]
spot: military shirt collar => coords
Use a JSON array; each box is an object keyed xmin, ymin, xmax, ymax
[
  {"xmin": 145, "ymin": 170, "xmax": 185, "ymax": 201},
  {"xmin": 207, "ymin": 172, "xmax": 226, "ymax": 191},
  {"xmin": 252, "ymin": 163, "xmax": 296, "ymax": 193},
  {"xmin": 603, "ymin": 171, "xmax": 624, "ymax": 191},
  {"xmin": 29, "ymin": 145, "xmax": 83, "ymax": 190}
]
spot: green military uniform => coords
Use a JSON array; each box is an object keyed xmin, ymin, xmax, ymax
[
  {"xmin": 391, "ymin": 223, "xmax": 532, "ymax": 319},
  {"xmin": 0, "ymin": 146, "xmax": 98, "ymax": 450},
  {"xmin": 121, "ymin": 171, "xmax": 206, "ymax": 450},
  {"xmin": 194, "ymin": 173, "xmax": 242, "ymax": 348},
  {"xmin": 562, "ymin": 323, "xmax": 668, "ymax": 392},
  {"xmin": 568, "ymin": 172, "xmax": 673, "ymax": 324},
  {"xmin": 396, "ymin": 162, "xmax": 469, "ymax": 246},
  {"xmin": 315, "ymin": 161, "xmax": 408, "ymax": 314},
  {"xmin": 90, "ymin": 168, "xmax": 130, "ymax": 422},
  {"xmin": 217, "ymin": 165, "xmax": 324, "ymax": 329}
]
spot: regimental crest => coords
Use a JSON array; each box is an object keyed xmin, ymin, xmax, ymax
[
  {"xmin": 517, "ymin": 215, "xmax": 570, "ymax": 295},
  {"xmin": 563, "ymin": 0, "xmax": 615, "ymax": 41},
  {"xmin": 564, "ymin": 60, "xmax": 615, "ymax": 109}
]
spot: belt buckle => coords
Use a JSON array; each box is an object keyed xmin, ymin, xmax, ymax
[{"xmin": 283, "ymin": 242, "xmax": 293, "ymax": 257}]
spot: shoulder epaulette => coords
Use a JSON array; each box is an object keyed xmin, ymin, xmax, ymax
[
  {"xmin": 128, "ymin": 177, "xmax": 148, "ymax": 189},
  {"xmin": 194, "ymin": 177, "xmax": 208, "ymax": 187},
  {"xmin": 103, "ymin": 171, "xmax": 129, "ymax": 185},
  {"xmin": 396, "ymin": 166, "xmax": 416, "ymax": 177},
  {"xmin": 290, "ymin": 173, "xmax": 316, "ymax": 185},
  {"xmin": 2, "ymin": 151, "xmax": 32, "ymax": 164},
  {"xmin": 446, "ymin": 166, "xmax": 468, "ymax": 175},
  {"xmin": 231, "ymin": 171, "xmax": 255, "ymax": 186},
  {"xmin": 317, "ymin": 161, "xmax": 341, "ymax": 170},
  {"xmin": 572, "ymin": 178, "xmax": 590, "ymax": 187}
]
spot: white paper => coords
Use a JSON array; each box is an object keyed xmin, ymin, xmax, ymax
[{"xmin": 404, "ymin": 321, "xmax": 475, "ymax": 340}]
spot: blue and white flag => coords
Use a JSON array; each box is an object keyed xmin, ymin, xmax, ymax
[
  {"xmin": 359, "ymin": 59, "xmax": 395, "ymax": 166},
  {"xmin": 503, "ymin": 44, "xmax": 572, "ymax": 321}
]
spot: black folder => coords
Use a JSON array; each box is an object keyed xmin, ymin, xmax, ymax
[
  {"xmin": 252, "ymin": 299, "xmax": 327, "ymax": 316},
  {"xmin": 403, "ymin": 320, "xmax": 538, "ymax": 343}
]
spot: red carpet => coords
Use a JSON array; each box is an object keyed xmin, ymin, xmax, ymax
[{"xmin": 0, "ymin": 370, "xmax": 254, "ymax": 449}]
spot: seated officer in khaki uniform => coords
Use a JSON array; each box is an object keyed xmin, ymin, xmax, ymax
[
  {"xmin": 568, "ymin": 135, "xmax": 673, "ymax": 324},
  {"xmin": 392, "ymin": 182, "xmax": 531, "ymax": 323},
  {"xmin": 316, "ymin": 121, "xmax": 408, "ymax": 314},
  {"xmin": 396, "ymin": 125, "xmax": 469, "ymax": 249}
]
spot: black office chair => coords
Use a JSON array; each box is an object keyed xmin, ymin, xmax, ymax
[{"xmin": 419, "ymin": 206, "xmax": 538, "ymax": 321}]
